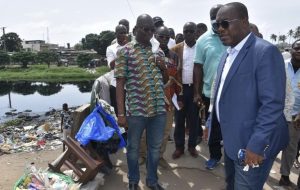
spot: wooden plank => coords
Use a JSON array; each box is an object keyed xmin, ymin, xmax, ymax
[{"xmin": 71, "ymin": 104, "xmax": 90, "ymax": 138}]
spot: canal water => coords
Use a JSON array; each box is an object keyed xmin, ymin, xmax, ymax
[{"xmin": 0, "ymin": 81, "xmax": 94, "ymax": 120}]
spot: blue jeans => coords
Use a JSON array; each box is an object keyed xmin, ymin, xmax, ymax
[
  {"xmin": 224, "ymin": 152, "xmax": 275, "ymax": 190},
  {"xmin": 126, "ymin": 114, "xmax": 166, "ymax": 186}
]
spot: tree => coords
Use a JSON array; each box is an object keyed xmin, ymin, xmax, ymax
[
  {"xmin": 81, "ymin": 33, "xmax": 100, "ymax": 51},
  {"xmin": 294, "ymin": 26, "xmax": 300, "ymax": 40},
  {"xmin": 0, "ymin": 32, "xmax": 22, "ymax": 52},
  {"xmin": 279, "ymin": 35, "xmax": 287, "ymax": 43},
  {"xmin": 81, "ymin": 30, "xmax": 115, "ymax": 55},
  {"xmin": 270, "ymin": 34, "xmax": 277, "ymax": 43},
  {"xmin": 36, "ymin": 51, "xmax": 58, "ymax": 68},
  {"xmin": 74, "ymin": 43, "xmax": 83, "ymax": 50},
  {"xmin": 98, "ymin": 30, "xmax": 115, "ymax": 56},
  {"xmin": 0, "ymin": 51, "xmax": 10, "ymax": 66},
  {"xmin": 76, "ymin": 53, "xmax": 94, "ymax": 67},
  {"xmin": 11, "ymin": 51, "xmax": 35, "ymax": 68},
  {"xmin": 287, "ymin": 29, "xmax": 294, "ymax": 44}
]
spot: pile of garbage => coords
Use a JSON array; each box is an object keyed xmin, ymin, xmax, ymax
[
  {"xmin": 14, "ymin": 163, "xmax": 80, "ymax": 190},
  {"xmin": 0, "ymin": 110, "xmax": 64, "ymax": 155}
]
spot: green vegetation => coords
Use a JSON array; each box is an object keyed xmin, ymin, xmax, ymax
[
  {"xmin": 0, "ymin": 65, "xmax": 110, "ymax": 82},
  {"xmin": 0, "ymin": 32, "xmax": 22, "ymax": 52},
  {"xmin": 36, "ymin": 51, "xmax": 59, "ymax": 68},
  {"xmin": 11, "ymin": 51, "xmax": 35, "ymax": 68},
  {"xmin": 76, "ymin": 53, "xmax": 94, "ymax": 67},
  {"xmin": 0, "ymin": 118, "xmax": 23, "ymax": 131},
  {"xmin": 0, "ymin": 51, "xmax": 10, "ymax": 66}
]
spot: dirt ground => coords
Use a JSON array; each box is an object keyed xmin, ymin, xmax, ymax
[
  {"xmin": 1, "ymin": 138, "xmax": 300, "ymax": 190},
  {"xmin": 0, "ymin": 148, "xmax": 63, "ymax": 190}
]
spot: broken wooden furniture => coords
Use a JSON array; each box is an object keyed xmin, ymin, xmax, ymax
[{"xmin": 48, "ymin": 136, "xmax": 104, "ymax": 184}]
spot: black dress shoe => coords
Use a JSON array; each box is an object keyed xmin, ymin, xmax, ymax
[
  {"xmin": 147, "ymin": 183, "xmax": 164, "ymax": 190},
  {"xmin": 279, "ymin": 175, "xmax": 291, "ymax": 186},
  {"xmin": 128, "ymin": 183, "xmax": 138, "ymax": 190}
]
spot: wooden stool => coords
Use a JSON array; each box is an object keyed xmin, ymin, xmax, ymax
[{"xmin": 49, "ymin": 137, "xmax": 104, "ymax": 184}]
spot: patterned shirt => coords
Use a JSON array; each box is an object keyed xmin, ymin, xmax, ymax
[
  {"xmin": 163, "ymin": 50, "xmax": 183, "ymax": 111},
  {"xmin": 115, "ymin": 40, "xmax": 166, "ymax": 117}
]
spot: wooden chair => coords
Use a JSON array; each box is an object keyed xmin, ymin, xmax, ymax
[{"xmin": 49, "ymin": 137, "xmax": 104, "ymax": 184}]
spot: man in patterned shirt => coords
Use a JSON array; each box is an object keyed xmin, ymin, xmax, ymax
[
  {"xmin": 139, "ymin": 26, "xmax": 183, "ymax": 168},
  {"xmin": 115, "ymin": 14, "xmax": 167, "ymax": 190}
]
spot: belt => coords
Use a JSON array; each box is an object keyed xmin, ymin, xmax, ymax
[{"xmin": 183, "ymin": 83, "xmax": 193, "ymax": 87}]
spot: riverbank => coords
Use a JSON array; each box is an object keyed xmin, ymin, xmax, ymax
[{"xmin": 0, "ymin": 65, "xmax": 109, "ymax": 82}]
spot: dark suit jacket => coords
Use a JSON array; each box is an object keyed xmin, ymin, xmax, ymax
[{"xmin": 210, "ymin": 33, "xmax": 289, "ymax": 160}]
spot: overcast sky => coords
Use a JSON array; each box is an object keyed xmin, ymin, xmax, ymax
[{"xmin": 1, "ymin": 0, "xmax": 299, "ymax": 46}]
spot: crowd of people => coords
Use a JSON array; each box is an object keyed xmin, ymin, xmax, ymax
[{"xmin": 101, "ymin": 2, "xmax": 300, "ymax": 190}]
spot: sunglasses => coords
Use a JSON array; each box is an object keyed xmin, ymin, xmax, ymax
[
  {"xmin": 212, "ymin": 19, "xmax": 240, "ymax": 31},
  {"xmin": 140, "ymin": 27, "xmax": 155, "ymax": 33},
  {"xmin": 118, "ymin": 32, "xmax": 127, "ymax": 35},
  {"xmin": 157, "ymin": 35, "xmax": 170, "ymax": 40},
  {"xmin": 183, "ymin": 30, "xmax": 195, "ymax": 34}
]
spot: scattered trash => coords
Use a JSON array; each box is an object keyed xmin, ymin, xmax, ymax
[
  {"xmin": 14, "ymin": 164, "xmax": 80, "ymax": 190},
  {"xmin": 23, "ymin": 125, "xmax": 35, "ymax": 131},
  {"xmin": 0, "ymin": 134, "xmax": 4, "ymax": 144},
  {"xmin": 0, "ymin": 107, "xmax": 75, "ymax": 154}
]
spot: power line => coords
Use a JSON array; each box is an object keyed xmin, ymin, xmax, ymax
[{"xmin": 125, "ymin": 0, "xmax": 135, "ymax": 19}]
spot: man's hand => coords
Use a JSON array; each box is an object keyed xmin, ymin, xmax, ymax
[
  {"xmin": 117, "ymin": 116, "xmax": 127, "ymax": 128},
  {"xmin": 245, "ymin": 149, "xmax": 264, "ymax": 167},
  {"xmin": 156, "ymin": 58, "xmax": 167, "ymax": 71},
  {"xmin": 193, "ymin": 93, "xmax": 202, "ymax": 107},
  {"xmin": 177, "ymin": 101, "xmax": 184, "ymax": 109},
  {"xmin": 110, "ymin": 60, "xmax": 116, "ymax": 69},
  {"xmin": 293, "ymin": 114, "xmax": 300, "ymax": 130}
]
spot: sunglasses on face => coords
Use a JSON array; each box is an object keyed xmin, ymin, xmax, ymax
[
  {"xmin": 118, "ymin": 32, "xmax": 127, "ymax": 35},
  {"xmin": 212, "ymin": 19, "xmax": 240, "ymax": 31},
  {"xmin": 157, "ymin": 35, "xmax": 170, "ymax": 40},
  {"xmin": 183, "ymin": 30, "xmax": 195, "ymax": 34},
  {"xmin": 140, "ymin": 27, "xmax": 155, "ymax": 33}
]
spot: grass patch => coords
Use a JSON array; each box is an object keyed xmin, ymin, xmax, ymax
[
  {"xmin": 0, "ymin": 118, "xmax": 23, "ymax": 131},
  {"xmin": 0, "ymin": 65, "xmax": 110, "ymax": 82}
]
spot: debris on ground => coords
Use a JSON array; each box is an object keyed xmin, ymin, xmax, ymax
[{"xmin": 0, "ymin": 108, "xmax": 74, "ymax": 155}]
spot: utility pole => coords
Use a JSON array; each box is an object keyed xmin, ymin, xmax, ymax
[
  {"xmin": 0, "ymin": 26, "xmax": 7, "ymax": 52},
  {"xmin": 0, "ymin": 26, "xmax": 11, "ymax": 108}
]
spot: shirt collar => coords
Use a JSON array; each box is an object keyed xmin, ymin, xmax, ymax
[
  {"xmin": 184, "ymin": 41, "xmax": 196, "ymax": 48},
  {"xmin": 227, "ymin": 33, "xmax": 251, "ymax": 54}
]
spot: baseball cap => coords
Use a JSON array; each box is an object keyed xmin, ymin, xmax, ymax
[{"xmin": 153, "ymin": 16, "xmax": 164, "ymax": 24}]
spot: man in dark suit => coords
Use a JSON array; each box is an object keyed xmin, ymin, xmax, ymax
[{"xmin": 209, "ymin": 2, "xmax": 289, "ymax": 189}]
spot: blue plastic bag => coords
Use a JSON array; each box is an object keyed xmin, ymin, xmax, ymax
[{"xmin": 75, "ymin": 103, "xmax": 126, "ymax": 149}]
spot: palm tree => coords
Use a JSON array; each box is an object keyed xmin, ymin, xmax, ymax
[
  {"xmin": 294, "ymin": 26, "xmax": 300, "ymax": 40},
  {"xmin": 279, "ymin": 35, "xmax": 287, "ymax": 49},
  {"xmin": 287, "ymin": 29, "xmax": 294, "ymax": 44},
  {"xmin": 279, "ymin": 35, "xmax": 287, "ymax": 43},
  {"xmin": 270, "ymin": 34, "xmax": 277, "ymax": 43}
]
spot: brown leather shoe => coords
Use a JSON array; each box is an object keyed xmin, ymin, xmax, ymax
[
  {"xmin": 188, "ymin": 147, "xmax": 198, "ymax": 158},
  {"xmin": 172, "ymin": 149, "xmax": 184, "ymax": 159}
]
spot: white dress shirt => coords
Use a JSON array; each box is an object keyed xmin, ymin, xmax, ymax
[
  {"xmin": 106, "ymin": 42, "xmax": 125, "ymax": 87},
  {"xmin": 216, "ymin": 33, "xmax": 251, "ymax": 121},
  {"xmin": 167, "ymin": 38, "xmax": 176, "ymax": 49},
  {"xmin": 182, "ymin": 41, "xmax": 196, "ymax": 84}
]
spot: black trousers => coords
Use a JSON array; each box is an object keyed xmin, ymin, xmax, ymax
[
  {"xmin": 174, "ymin": 84, "xmax": 199, "ymax": 148},
  {"xmin": 109, "ymin": 85, "xmax": 118, "ymax": 115},
  {"xmin": 209, "ymin": 107, "xmax": 223, "ymax": 160}
]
